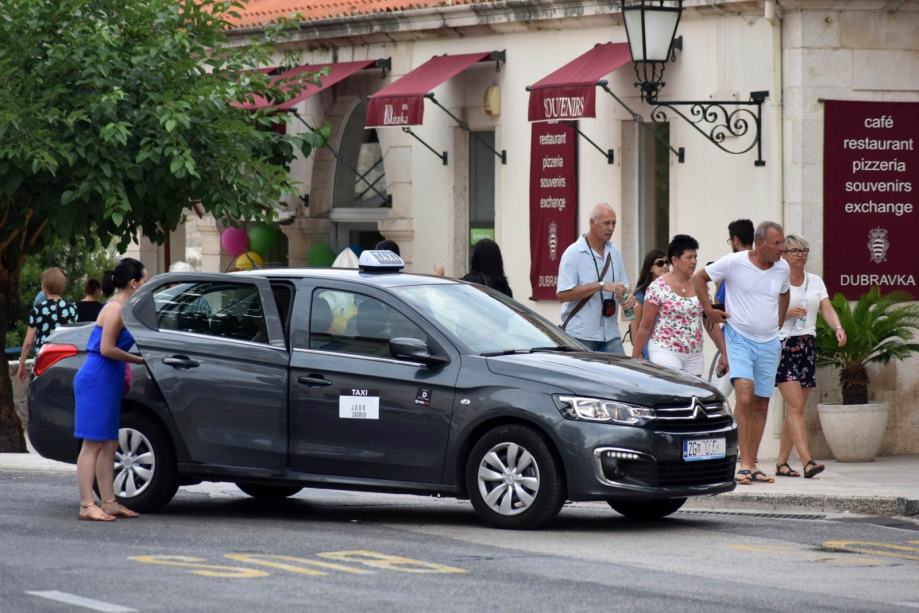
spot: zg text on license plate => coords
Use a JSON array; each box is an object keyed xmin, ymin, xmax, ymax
[{"xmin": 682, "ymin": 438, "xmax": 726, "ymax": 462}]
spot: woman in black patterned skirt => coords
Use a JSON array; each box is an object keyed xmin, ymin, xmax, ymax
[{"xmin": 774, "ymin": 235, "xmax": 846, "ymax": 479}]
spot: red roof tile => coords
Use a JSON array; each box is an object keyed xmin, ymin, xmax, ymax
[{"xmin": 228, "ymin": 0, "xmax": 492, "ymax": 28}]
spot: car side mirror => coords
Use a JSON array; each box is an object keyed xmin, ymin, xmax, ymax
[{"xmin": 389, "ymin": 337, "xmax": 449, "ymax": 367}]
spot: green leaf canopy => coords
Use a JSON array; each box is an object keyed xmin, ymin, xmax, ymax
[{"xmin": 0, "ymin": 0, "xmax": 308, "ymax": 268}]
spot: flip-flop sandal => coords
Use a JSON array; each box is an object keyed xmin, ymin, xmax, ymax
[
  {"xmin": 750, "ymin": 470, "xmax": 775, "ymax": 484},
  {"xmin": 78, "ymin": 503, "xmax": 116, "ymax": 522},
  {"xmin": 735, "ymin": 469, "xmax": 753, "ymax": 485},
  {"xmin": 803, "ymin": 460, "xmax": 825, "ymax": 479},
  {"xmin": 775, "ymin": 462, "xmax": 801, "ymax": 477}
]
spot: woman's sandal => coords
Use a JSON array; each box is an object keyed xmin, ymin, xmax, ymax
[
  {"xmin": 78, "ymin": 502, "xmax": 116, "ymax": 522},
  {"xmin": 101, "ymin": 499, "xmax": 140, "ymax": 518},
  {"xmin": 803, "ymin": 459, "xmax": 825, "ymax": 479},
  {"xmin": 749, "ymin": 470, "xmax": 775, "ymax": 484},
  {"xmin": 776, "ymin": 462, "xmax": 801, "ymax": 478}
]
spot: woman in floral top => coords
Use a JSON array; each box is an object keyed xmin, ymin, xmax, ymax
[
  {"xmin": 17, "ymin": 267, "xmax": 78, "ymax": 381},
  {"xmin": 631, "ymin": 235, "xmax": 728, "ymax": 377}
]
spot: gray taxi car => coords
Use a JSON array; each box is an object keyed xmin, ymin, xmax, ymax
[{"xmin": 28, "ymin": 252, "xmax": 737, "ymax": 529}]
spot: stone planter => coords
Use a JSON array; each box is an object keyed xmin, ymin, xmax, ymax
[{"xmin": 816, "ymin": 401, "xmax": 889, "ymax": 462}]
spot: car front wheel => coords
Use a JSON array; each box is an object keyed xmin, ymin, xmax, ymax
[
  {"xmin": 466, "ymin": 425, "xmax": 564, "ymax": 529},
  {"xmin": 236, "ymin": 483, "xmax": 303, "ymax": 500},
  {"xmin": 608, "ymin": 497, "xmax": 687, "ymax": 520},
  {"xmin": 112, "ymin": 412, "xmax": 179, "ymax": 513}
]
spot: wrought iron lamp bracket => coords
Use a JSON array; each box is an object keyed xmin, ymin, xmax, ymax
[{"xmin": 646, "ymin": 91, "xmax": 769, "ymax": 166}]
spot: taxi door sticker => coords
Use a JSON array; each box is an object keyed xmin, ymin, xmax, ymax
[{"xmin": 339, "ymin": 389, "xmax": 380, "ymax": 419}]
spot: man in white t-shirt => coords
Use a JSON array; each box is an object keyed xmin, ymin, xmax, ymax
[{"xmin": 692, "ymin": 221, "xmax": 790, "ymax": 485}]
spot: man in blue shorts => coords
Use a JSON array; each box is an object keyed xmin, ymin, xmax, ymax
[{"xmin": 693, "ymin": 221, "xmax": 790, "ymax": 485}]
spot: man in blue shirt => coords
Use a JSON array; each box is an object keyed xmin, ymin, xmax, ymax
[{"xmin": 556, "ymin": 203, "xmax": 636, "ymax": 354}]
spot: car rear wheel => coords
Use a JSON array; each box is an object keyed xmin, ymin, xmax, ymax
[
  {"xmin": 236, "ymin": 483, "xmax": 303, "ymax": 500},
  {"xmin": 608, "ymin": 497, "xmax": 687, "ymax": 520},
  {"xmin": 466, "ymin": 425, "xmax": 564, "ymax": 529},
  {"xmin": 112, "ymin": 412, "xmax": 179, "ymax": 513}
]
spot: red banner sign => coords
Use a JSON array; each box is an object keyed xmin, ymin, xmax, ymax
[
  {"xmin": 823, "ymin": 100, "xmax": 919, "ymax": 299},
  {"xmin": 530, "ymin": 121, "xmax": 578, "ymax": 300}
]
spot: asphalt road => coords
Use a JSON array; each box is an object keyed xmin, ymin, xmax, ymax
[{"xmin": 1, "ymin": 470, "xmax": 918, "ymax": 613}]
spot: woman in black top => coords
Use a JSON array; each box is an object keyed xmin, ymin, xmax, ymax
[
  {"xmin": 461, "ymin": 238, "xmax": 513, "ymax": 298},
  {"xmin": 76, "ymin": 278, "xmax": 104, "ymax": 322}
]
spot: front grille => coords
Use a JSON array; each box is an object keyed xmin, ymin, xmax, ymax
[
  {"xmin": 652, "ymin": 400, "xmax": 734, "ymax": 433},
  {"xmin": 598, "ymin": 455, "xmax": 737, "ymax": 488},
  {"xmin": 656, "ymin": 457, "xmax": 737, "ymax": 487}
]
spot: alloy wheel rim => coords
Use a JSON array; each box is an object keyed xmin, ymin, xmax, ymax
[
  {"xmin": 113, "ymin": 427, "xmax": 155, "ymax": 498},
  {"xmin": 476, "ymin": 442, "xmax": 540, "ymax": 516}
]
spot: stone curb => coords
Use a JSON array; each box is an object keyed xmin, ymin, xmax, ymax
[{"xmin": 686, "ymin": 492, "xmax": 919, "ymax": 517}]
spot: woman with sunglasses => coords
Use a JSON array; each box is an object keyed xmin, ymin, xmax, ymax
[
  {"xmin": 629, "ymin": 249, "xmax": 669, "ymax": 359},
  {"xmin": 631, "ymin": 235, "xmax": 728, "ymax": 377},
  {"xmin": 774, "ymin": 234, "xmax": 846, "ymax": 479}
]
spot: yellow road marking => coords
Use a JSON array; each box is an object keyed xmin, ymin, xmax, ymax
[
  {"xmin": 822, "ymin": 540, "xmax": 919, "ymax": 562},
  {"xmin": 223, "ymin": 553, "xmax": 373, "ymax": 576},
  {"xmin": 128, "ymin": 555, "xmax": 268, "ymax": 578},
  {"xmin": 317, "ymin": 550, "xmax": 466, "ymax": 574}
]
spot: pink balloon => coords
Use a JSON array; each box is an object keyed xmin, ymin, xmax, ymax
[{"xmin": 220, "ymin": 227, "xmax": 249, "ymax": 256}]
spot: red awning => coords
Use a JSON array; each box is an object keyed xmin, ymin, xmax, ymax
[
  {"xmin": 366, "ymin": 52, "xmax": 493, "ymax": 127},
  {"xmin": 527, "ymin": 43, "xmax": 632, "ymax": 122},
  {"xmin": 243, "ymin": 59, "xmax": 378, "ymax": 111}
]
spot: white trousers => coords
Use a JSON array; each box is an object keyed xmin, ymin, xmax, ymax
[{"xmin": 648, "ymin": 345, "xmax": 705, "ymax": 377}]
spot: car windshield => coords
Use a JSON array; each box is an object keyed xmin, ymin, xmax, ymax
[{"xmin": 392, "ymin": 284, "xmax": 581, "ymax": 355}]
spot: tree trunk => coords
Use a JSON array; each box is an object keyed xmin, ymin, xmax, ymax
[
  {"xmin": 0, "ymin": 268, "xmax": 26, "ymax": 452},
  {"xmin": 840, "ymin": 363, "xmax": 869, "ymax": 405}
]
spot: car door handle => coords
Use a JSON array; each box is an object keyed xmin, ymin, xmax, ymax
[
  {"xmin": 297, "ymin": 375, "xmax": 332, "ymax": 388},
  {"xmin": 162, "ymin": 356, "xmax": 200, "ymax": 369}
]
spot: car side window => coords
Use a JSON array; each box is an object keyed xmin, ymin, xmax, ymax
[
  {"xmin": 153, "ymin": 282, "xmax": 269, "ymax": 344},
  {"xmin": 308, "ymin": 289, "xmax": 427, "ymax": 358}
]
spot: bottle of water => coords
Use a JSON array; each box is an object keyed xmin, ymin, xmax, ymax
[
  {"xmin": 620, "ymin": 285, "xmax": 635, "ymax": 321},
  {"xmin": 793, "ymin": 300, "xmax": 807, "ymax": 331}
]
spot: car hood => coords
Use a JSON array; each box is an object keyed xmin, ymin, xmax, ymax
[{"xmin": 485, "ymin": 351, "xmax": 720, "ymax": 405}]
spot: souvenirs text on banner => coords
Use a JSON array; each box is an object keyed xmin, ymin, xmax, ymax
[{"xmin": 530, "ymin": 121, "xmax": 578, "ymax": 300}]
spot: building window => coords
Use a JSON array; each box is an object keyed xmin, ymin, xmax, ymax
[
  {"xmin": 638, "ymin": 123, "xmax": 670, "ymax": 253},
  {"xmin": 469, "ymin": 131, "xmax": 496, "ymax": 246}
]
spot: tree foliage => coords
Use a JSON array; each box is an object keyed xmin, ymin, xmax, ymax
[
  {"xmin": 816, "ymin": 288, "xmax": 919, "ymax": 404},
  {"xmin": 0, "ymin": 0, "xmax": 323, "ymax": 450}
]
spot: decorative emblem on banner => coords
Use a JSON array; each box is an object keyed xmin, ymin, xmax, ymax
[
  {"xmin": 548, "ymin": 222, "xmax": 558, "ymax": 261},
  {"xmin": 867, "ymin": 227, "xmax": 890, "ymax": 264}
]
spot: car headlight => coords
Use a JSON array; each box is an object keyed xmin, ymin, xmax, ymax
[{"xmin": 556, "ymin": 395, "xmax": 656, "ymax": 426}]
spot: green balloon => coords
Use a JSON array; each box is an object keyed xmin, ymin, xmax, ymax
[
  {"xmin": 247, "ymin": 223, "xmax": 277, "ymax": 255},
  {"xmin": 307, "ymin": 243, "xmax": 336, "ymax": 267}
]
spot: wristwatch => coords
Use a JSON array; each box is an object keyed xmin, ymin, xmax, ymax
[{"xmin": 597, "ymin": 281, "xmax": 604, "ymax": 291}]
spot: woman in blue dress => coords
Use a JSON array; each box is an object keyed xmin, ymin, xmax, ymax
[{"xmin": 73, "ymin": 258, "xmax": 147, "ymax": 521}]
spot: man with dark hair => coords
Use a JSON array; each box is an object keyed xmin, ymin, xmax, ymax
[
  {"xmin": 715, "ymin": 219, "xmax": 754, "ymax": 307},
  {"xmin": 727, "ymin": 219, "xmax": 754, "ymax": 252}
]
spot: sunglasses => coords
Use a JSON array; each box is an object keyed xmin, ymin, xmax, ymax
[
  {"xmin": 654, "ymin": 259, "xmax": 669, "ymax": 267},
  {"xmin": 785, "ymin": 248, "xmax": 810, "ymax": 256}
]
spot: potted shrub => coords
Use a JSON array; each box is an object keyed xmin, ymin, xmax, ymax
[{"xmin": 815, "ymin": 287, "xmax": 919, "ymax": 462}]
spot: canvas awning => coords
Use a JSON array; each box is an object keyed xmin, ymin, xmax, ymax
[
  {"xmin": 365, "ymin": 52, "xmax": 496, "ymax": 128},
  {"xmin": 527, "ymin": 43, "xmax": 632, "ymax": 122},
  {"xmin": 244, "ymin": 59, "xmax": 382, "ymax": 111}
]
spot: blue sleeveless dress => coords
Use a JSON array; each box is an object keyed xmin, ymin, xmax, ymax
[{"xmin": 73, "ymin": 326, "xmax": 135, "ymax": 441}]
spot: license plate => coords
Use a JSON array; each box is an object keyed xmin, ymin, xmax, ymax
[{"xmin": 682, "ymin": 438, "xmax": 726, "ymax": 462}]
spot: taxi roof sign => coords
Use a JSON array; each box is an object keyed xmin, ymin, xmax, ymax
[{"xmin": 358, "ymin": 250, "xmax": 405, "ymax": 272}]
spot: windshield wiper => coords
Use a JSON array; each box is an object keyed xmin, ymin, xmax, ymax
[
  {"xmin": 480, "ymin": 349, "xmax": 531, "ymax": 357},
  {"xmin": 528, "ymin": 346, "xmax": 580, "ymax": 352},
  {"xmin": 481, "ymin": 346, "xmax": 579, "ymax": 357}
]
